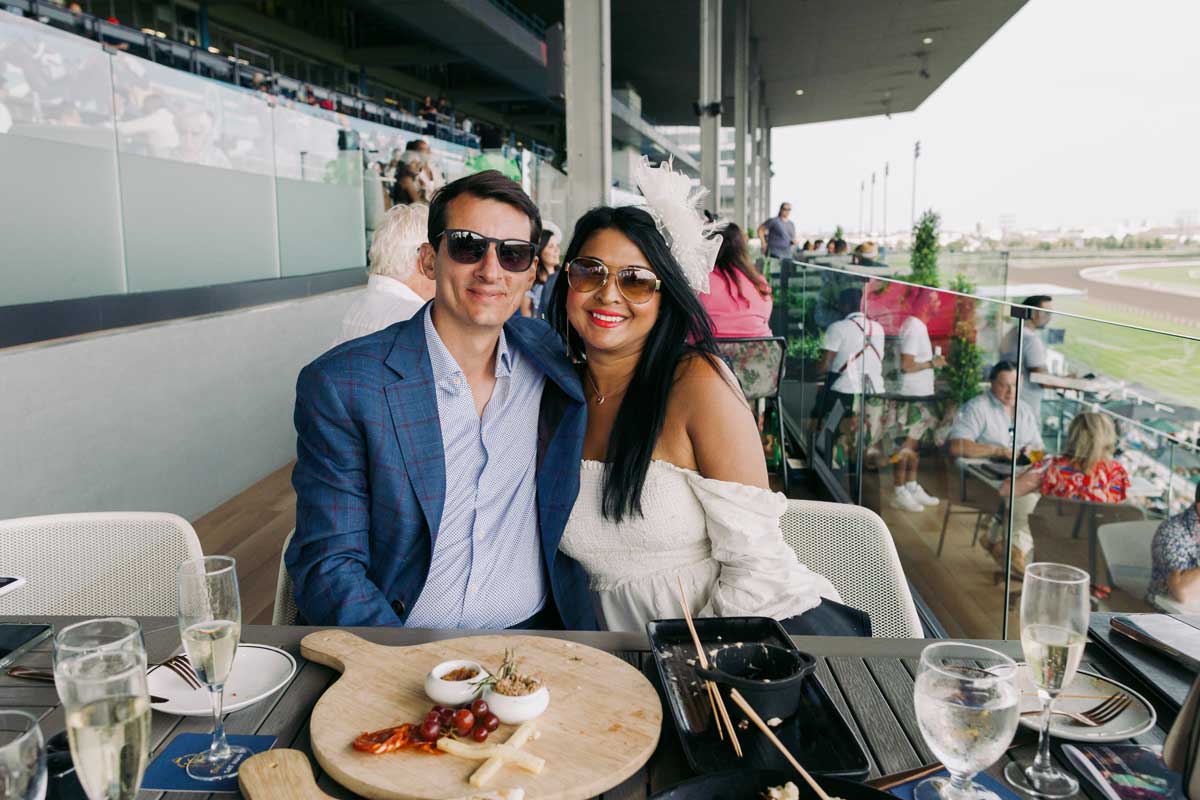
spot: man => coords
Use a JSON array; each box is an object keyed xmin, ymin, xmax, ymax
[
  {"xmin": 1148, "ymin": 483, "xmax": 1200, "ymax": 608},
  {"xmin": 1000, "ymin": 295, "xmax": 1054, "ymax": 417},
  {"xmin": 817, "ymin": 287, "xmax": 886, "ymax": 467},
  {"xmin": 288, "ymin": 170, "xmax": 595, "ymax": 631},
  {"xmin": 948, "ymin": 361, "xmax": 1044, "ymax": 460},
  {"xmin": 335, "ymin": 204, "xmax": 436, "ymax": 346},
  {"xmin": 757, "ymin": 202, "xmax": 799, "ymax": 259},
  {"xmin": 891, "ymin": 287, "xmax": 946, "ymax": 512},
  {"xmin": 949, "ymin": 361, "xmax": 1045, "ymax": 571}
]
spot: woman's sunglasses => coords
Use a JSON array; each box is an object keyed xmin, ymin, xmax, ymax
[
  {"xmin": 566, "ymin": 257, "xmax": 661, "ymax": 305},
  {"xmin": 436, "ymin": 229, "xmax": 536, "ymax": 272}
]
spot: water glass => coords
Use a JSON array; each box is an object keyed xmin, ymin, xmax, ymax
[
  {"xmin": 0, "ymin": 711, "xmax": 46, "ymax": 800},
  {"xmin": 1005, "ymin": 562, "xmax": 1089, "ymax": 797},
  {"xmin": 914, "ymin": 642, "xmax": 1019, "ymax": 800},
  {"xmin": 54, "ymin": 649, "xmax": 151, "ymax": 800},
  {"xmin": 52, "ymin": 619, "xmax": 145, "ymax": 670},
  {"xmin": 177, "ymin": 556, "xmax": 249, "ymax": 781}
]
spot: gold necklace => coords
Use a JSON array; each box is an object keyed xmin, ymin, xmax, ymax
[{"xmin": 585, "ymin": 370, "xmax": 629, "ymax": 406}]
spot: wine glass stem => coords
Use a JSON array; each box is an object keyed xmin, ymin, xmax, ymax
[
  {"xmin": 207, "ymin": 684, "xmax": 229, "ymax": 758},
  {"xmin": 1034, "ymin": 690, "xmax": 1056, "ymax": 772},
  {"xmin": 945, "ymin": 772, "xmax": 976, "ymax": 799}
]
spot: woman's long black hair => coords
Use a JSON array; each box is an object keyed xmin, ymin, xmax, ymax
[{"xmin": 546, "ymin": 205, "xmax": 723, "ymax": 523}]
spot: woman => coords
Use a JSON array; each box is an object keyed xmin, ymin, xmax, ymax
[
  {"xmin": 699, "ymin": 223, "xmax": 773, "ymax": 338},
  {"xmin": 989, "ymin": 412, "xmax": 1129, "ymax": 581},
  {"xmin": 1000, "ymin": 412, "xmax": 1129, "ymax": 503},
  {"xmin": 547, "ymin": 204, "xmax": 867, "ymax": 636},
  {"xmin": 522, "ymin": 222, "xmax": 562, "ymax": 318}
]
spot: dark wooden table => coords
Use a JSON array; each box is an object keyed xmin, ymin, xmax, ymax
[{"xmin": 0, "ymin": 618, "xmax": 1174, "ymax": 800}]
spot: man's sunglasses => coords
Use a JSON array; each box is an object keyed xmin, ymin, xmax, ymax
[
  {"xmin": 435, "ymin": 229, "xmax": 536, "ymax": 272},
  {"xmin": 566, "ymin": 257, "xmax": 661, "ymax": 305}
]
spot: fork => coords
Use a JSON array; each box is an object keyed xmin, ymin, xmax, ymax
[
  {"xmin": 150, "ymin": 654, "xmax": 203, "ymax": 690},
  {"xmin": 1020, "ymin": 692, "xmax": 1133, "ymax": 727}
]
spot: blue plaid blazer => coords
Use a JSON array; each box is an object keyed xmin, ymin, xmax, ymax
[{"xmin": 287, "ymin": 305, "xmax": 596, "ymax": 630}]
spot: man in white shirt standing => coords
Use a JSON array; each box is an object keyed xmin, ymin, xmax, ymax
[
  {"xmin": 891, "ymin": 288, "xmax": 947, "ymax": 512},
  {"xmin": 818, "ymin": 287, "xmax": 886, "ymax": 468},
  {"xmin": 999, "ymin": 294, "xmax": 1053, "ymax": 418},
  {"xmin": 336, "ymin": 204, "xmax": 437, "ymax": 346}
]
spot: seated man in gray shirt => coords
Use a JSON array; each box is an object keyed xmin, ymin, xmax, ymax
[{"xmin": 948, "ymin": 360, "xmax": 1044, "ymax": 460}]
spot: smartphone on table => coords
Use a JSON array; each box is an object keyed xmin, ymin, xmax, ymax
[{"xmin": 0, "ymin": 622, "xmax": 54, "ymax": 670}]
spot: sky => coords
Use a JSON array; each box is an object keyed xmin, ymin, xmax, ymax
[{"xmin": 769, "ymin": 0, "xmax": 1200, "ymax": 237}]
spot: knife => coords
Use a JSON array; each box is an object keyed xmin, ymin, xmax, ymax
[{"xmin": 7, "ymin": 667, "xmax": 170, "ymax": 703}]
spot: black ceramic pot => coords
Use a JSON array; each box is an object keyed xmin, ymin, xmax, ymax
[{"xmin": 695, "ymin": 643, "xmax": 816, "ymax": 722}]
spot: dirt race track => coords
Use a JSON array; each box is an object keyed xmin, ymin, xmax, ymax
[{"xmin": 1016, "ymin": 262, "xmax": 1200, "ymax": 329}]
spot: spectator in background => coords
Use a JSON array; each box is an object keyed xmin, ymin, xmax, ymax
[
  {"xmin": 853, "ymin": 241, "xmax": 880, "ymax": 265},
  {"xmin": 812, "ymin": 239, "xmax": 825, "ymax": 254},
  {"xmin": 890, "ymin": 287, "xmax": 945, "ymax": 512},
  {"xmin": 817, "ymin": 287, "xmax": 886, "ymax": 467},
  {"xmin": 335, "ymin": 204, "xmax": 434, "ymax": 346},
  {"xmin": 173, "ymin": 108, "xmax": 230, "ymax": 168},
  {"xmin": 1000, "ymin": 294, "xmax": 1054, "ymax": 418},
  {"xmin": 1148, "ymin": 482, "xmax": 1200, "ymax": 609},
  {"xmin": 992, "ymin": 412, "xmax": 1129, "ymax": 577},
  {"xmin": 406, "ymin": 138, "xmax": 444, "ymax": 200},
  {"xmin": 524, "ymin": 221, "xmax": 562, "ymax": 318},
  {"xmin": 833, "ymin": 239, "xmax": 849, "ymax": 254},
  {"xmin": 390, "ymin": 150, "xmax": 423, "ymax": 206},
  {"xmin": 948, "ymin": 361, "xmax": 1044, "ymax": 460},
  {"xmin": 757, "ymin": 202, "xmax": 799, "ymax": 259},
  {"xmin": 118, "ymin": 92, "xmax": 177, "ymax": 158},
  {"xmin": 700, "ymin": 223, "xmax": 773, "ymax": 338},
  {"xmin": 826, "ymin": 239, "xmax": 837, "ymax": 254},
  {"xmin": 420, "ymin": 95, "xmax": 438, "ymax": 121}
]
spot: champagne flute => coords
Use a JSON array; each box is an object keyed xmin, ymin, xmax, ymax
[
  {"xmin": 913, "ymin": 643, "xmax": 1019, "ymax": 800},
  {"xmin": 1005, "ymin": 562, "xmax": 1089, "ymax": 797},
  {"xmin": 0, "ymin": 711, "xmax": 46, "ymax": 800},
  {"xmin": 54, "ymin": 649, "xmax": 151, "ymax": 800},
  {"xmin": 177, "ymin": 556, "xmax": 249, "ymax": 781}
]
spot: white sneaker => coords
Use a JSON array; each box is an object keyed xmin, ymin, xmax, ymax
[
  {"xmin": 907, "ymin": 482, "xmax": 940, "ymax": 506},
  {"xmin": 891, "ymin": 485, "xmax": 925, "ymax": 512}
]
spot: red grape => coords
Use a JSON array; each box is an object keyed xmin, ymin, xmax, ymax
[
  {"xmin": 481, "ymin": 713, "xmax": 500, "ymax": 732},
  {"xmin": 471, "ymin": 726, "xmax": 490, "ymax": 743},
  {"xmin": 452, "ymin": 709, "xmax": 475, "ymax": 736},
  {"xmin": 469, "ymin": 699, "xmax": 489, "ymax": 717},
  {"xmin": 430, "ymin": 705, "xmax": 448, "ymax": 715},
  {"xmin": 418, "ymin": 719, "xmax": 441, "ymax": 742},
  {"xmin": 438, "ymin": 710, "xmax": 454, "ymax": 728}
]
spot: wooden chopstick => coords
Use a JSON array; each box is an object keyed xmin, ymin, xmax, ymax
[
  {"xmin": 676, "ymin": 577, "xmax": 743, "ymax": 758},
  {"xmin": 729, "ymin": 688, "xmax": 831, "ymax": 800}
]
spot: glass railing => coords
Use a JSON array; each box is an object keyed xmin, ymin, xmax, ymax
[
  {"xmin": 769, "ymin": 257, "xmax": 1200, "ymax": 638},
  {"xmin": 0, "ymin": 10, "xmax": 481, "ymax": 308}
]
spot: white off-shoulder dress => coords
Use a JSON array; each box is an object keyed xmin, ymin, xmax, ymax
[{"xmin": 559, "ymin": 459, "xmax": 841, "ymax": 632}]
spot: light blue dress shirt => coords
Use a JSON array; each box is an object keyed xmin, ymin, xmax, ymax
[
  {"xmin": 405, "ymin": 306, "xmax": 548, "ymax": 629},
  {"xmin": 948, "ymin": 390, "xmax": 1045, "ymax": 452}
]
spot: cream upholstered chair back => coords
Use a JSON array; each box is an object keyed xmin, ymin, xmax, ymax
[
  {"xmin": 1096, "ymin": 519, "xmax": 1159, "ymax": 601},
  {"xmin": 273, "ymin": 529, "xmax": 298, "ymax": 625},
  {"xmin": 781, "ymin": 500, "xmax": 923, "ymax": 638},
  {"xmin": 0, "ymin": 512, "xmax": 202, "ymax": 616}
]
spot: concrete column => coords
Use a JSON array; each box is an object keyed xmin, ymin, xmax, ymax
[
  {"xmin": 698, "ymin": 0, "xmax": 722, "ymax": 213},
  {"xmin": 564, "ymin": 0, "xmax": 612, "ymax": 230},
  {"xmin": 760, "ymin": 104, "xmax": 771, "ymax": 224},
  {"xmin": 749, "ymin": 76, "xmax": 760, "ymax": 230},
  {"xmin": 733, "ymin": 0, "xmax": 749, "ymax": 229}
]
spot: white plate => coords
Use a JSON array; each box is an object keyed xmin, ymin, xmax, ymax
[
  {"xmin": 149, "ymin": 643, "xmax": 297, "ymax": 717},
  {"xmin": 1016, "ymin": 663, "xmax": 1156, "ymax": 742}
]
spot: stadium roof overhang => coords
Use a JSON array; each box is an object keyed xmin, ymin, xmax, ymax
[{"xmin": 335, "ymin": 0, "xmax": 1026, "ymax": 141}]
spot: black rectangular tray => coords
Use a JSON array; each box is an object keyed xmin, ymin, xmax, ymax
[{"xmin": 646, "ymin": 616, "xmax": 870, "ymax": 781}]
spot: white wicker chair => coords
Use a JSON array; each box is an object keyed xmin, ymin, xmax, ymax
[
  {"xmin": 781, "ymin": 500, "xmax": 923, "ymax": 638},
  {"xmin": 0, "ymin": 512, "xmax": 202, "ymax": 616},
  {"xmin": 272, "ymin": 529, "xmax": 298, "ymax": 625}
]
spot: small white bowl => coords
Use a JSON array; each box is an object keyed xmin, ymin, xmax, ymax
[
  {"xmin": 425, "ymin": 660, "xmax": 488, "ymax": 707},
  {"xmin": 482, "ymin": 685, "xmax": 550, "ymax": 725}
]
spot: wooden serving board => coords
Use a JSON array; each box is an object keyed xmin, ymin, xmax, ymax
[{"xmin": 300, "ymin": 630, "xmax": 662, "ymax": 800}]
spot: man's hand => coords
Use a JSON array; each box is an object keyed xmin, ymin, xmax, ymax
[{"xmin": 932, "ymin": 354, "xmax": 947, "ymax": 369}]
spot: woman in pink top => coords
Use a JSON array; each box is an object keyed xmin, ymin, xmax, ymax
[{"xmin": 700, "ymin": 223, "xmax": 774, "ymax": 338}]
